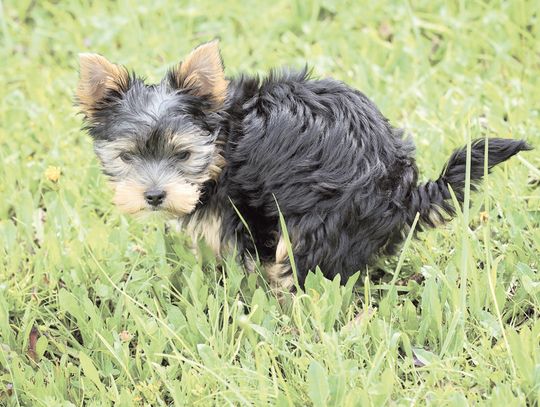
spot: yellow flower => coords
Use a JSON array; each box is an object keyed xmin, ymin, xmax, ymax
[
  {"xmin": 45, "ymin": 166, "xmax": 61, "ymax": 182},
  {"xmin": 479, "ymin": 211, "xmax": 489, "ymax": 224}
]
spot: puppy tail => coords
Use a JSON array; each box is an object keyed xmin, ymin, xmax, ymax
[{"xmin": 407, "ymin": 138, "xmax": 532, "ymax": 228}]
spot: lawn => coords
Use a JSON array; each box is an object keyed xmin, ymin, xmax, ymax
[{"xmin": 1, "ymin": 0, "xmax": 539, "ymax": 405}]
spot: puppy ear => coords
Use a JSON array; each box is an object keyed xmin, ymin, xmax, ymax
[
  {"xmin": 171, "ymin": 40, "xmax": 228, "ymax": 109},
  {"xmin": 77, "ymin": 53, "xmax": 129, "ymax": 116}
]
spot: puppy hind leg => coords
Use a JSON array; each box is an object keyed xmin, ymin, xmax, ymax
[
  {"xmin": 265, "ymin": 235, "xmax": 295, "ymax": 297},
  {"xmin": 267, "ymin": 262, "xmax": 295, "ymax": 295}
]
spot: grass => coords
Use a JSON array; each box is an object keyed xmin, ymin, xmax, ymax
[{"xmin": 0, "ymin": 0, "xmax": 539, "ymax": 405}]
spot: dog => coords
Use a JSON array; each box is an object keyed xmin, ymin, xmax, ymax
[{"xmin": 76, "ymin": 40, "xmax": 531, "ymax": 294}]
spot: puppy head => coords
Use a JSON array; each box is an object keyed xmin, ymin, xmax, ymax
[{"xmin": 76, "ymin": 41, "xmax": 227, "ymax": 217}]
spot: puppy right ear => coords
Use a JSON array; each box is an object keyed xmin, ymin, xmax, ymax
[
  {"xmin": 170, "ymin": 40, "xmax": 228, "ymax": 109},
  {"xmin": 77, "ymin": 53, "xmax": 129, "ymax": 116}
]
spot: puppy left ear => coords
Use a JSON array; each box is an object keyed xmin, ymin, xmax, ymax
[
  {"xmin": 77, "ymin": 53, "xmax": 129, "ymax": 117},
  {"xmin": 171, "ymin": 40, "xmax": 228, "ymax": 109}
]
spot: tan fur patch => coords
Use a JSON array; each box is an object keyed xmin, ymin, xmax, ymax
[
  {"xmin": 174, "ymin": 40, "xmax": 228, "ymax": 108},
  {"xmin": 169, "ymin": 130, "xmax": 208, "ymax": 151},
  {"xmin": 267, "ymin": 263, "xmax": 295, "ymax": 293},
  {"xmin": 77, "ymin": 53, "xmax": 129, "ymax": 116},
  {"xmin": 208, "ymin": 151, "xmax": 226, "ymax": 180},
  {"xmin": 112, "ymin": 180, "xmax": 147, "ymax": 214},
  {"xmin": 275, "ymin": 235, "xmax": 288, "ymax": 264},
  {"xmin": 266, "ymin": 235, "xmax": 295, "ymax": 294},
  {"xmin": 163, "ymin": 182, "xmax": 201, "ymax": 216},
  {"xmin": 180, "ymin": 210, "xmax": 222, "ymax": 256}
]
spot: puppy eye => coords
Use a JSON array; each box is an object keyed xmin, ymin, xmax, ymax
[
  {"xmin": 119, "ymin": 152, "xmax": 134, "ymax": 163},
  {"xmin": 176, "ymin": 151, "xmax": 191, "ymax": 161}
]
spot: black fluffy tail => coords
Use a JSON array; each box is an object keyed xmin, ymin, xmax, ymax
[{"xmin": 408, "ymin": 138, "xmax": 532, "ymax": 228}]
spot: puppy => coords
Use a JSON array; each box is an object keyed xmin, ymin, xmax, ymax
[{"xmin": 76, "ymin": 40, "xmax": 531, "ymax": 294}]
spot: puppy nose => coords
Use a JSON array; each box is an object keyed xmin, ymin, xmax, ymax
[{"xmin": 144, "ymin": 189, "xmax": 166, "ymax": 206}]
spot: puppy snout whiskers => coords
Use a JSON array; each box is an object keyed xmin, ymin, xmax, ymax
[{"xmin": 144, "ymin": 189, "xmax": 166, "ymax": 207}]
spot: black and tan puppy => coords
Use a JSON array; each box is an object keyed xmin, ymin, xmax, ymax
[{"xmin": 77, "ymin": 40, "xmax": 531, "ymax": 294}]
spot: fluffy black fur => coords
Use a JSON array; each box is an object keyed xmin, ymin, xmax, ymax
[
  {"xmin": 78, "ymin": 45, "xmax": 532, "ymax": 291},
  {"xmin": 211, "ymin": 71, "xmax": 530, "ymax": 285}
]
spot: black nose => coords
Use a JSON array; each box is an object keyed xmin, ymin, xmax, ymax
[{"xmin": 144, "ymin": 189, "xmax": 166, "ymax": 207}]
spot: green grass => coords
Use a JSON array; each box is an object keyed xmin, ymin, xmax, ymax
[{"xmin": 1, "ymin": 0, "xmax": 539, "ymax": 405}]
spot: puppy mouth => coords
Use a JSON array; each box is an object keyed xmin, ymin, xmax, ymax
[
  {"xmin": 127, "ymin": 197, "xmax": 198, "ymax": 217},
  {"xmin": 143, "ymin": 204, "xmax": 168, "ymax": 214},
  {"xmin": 144, "ymin": 202, "xmax": 194, "ymax": 216},
  {"xmin": 162, "ymin": 204, "xmax": 196, "ymax": 217}
]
